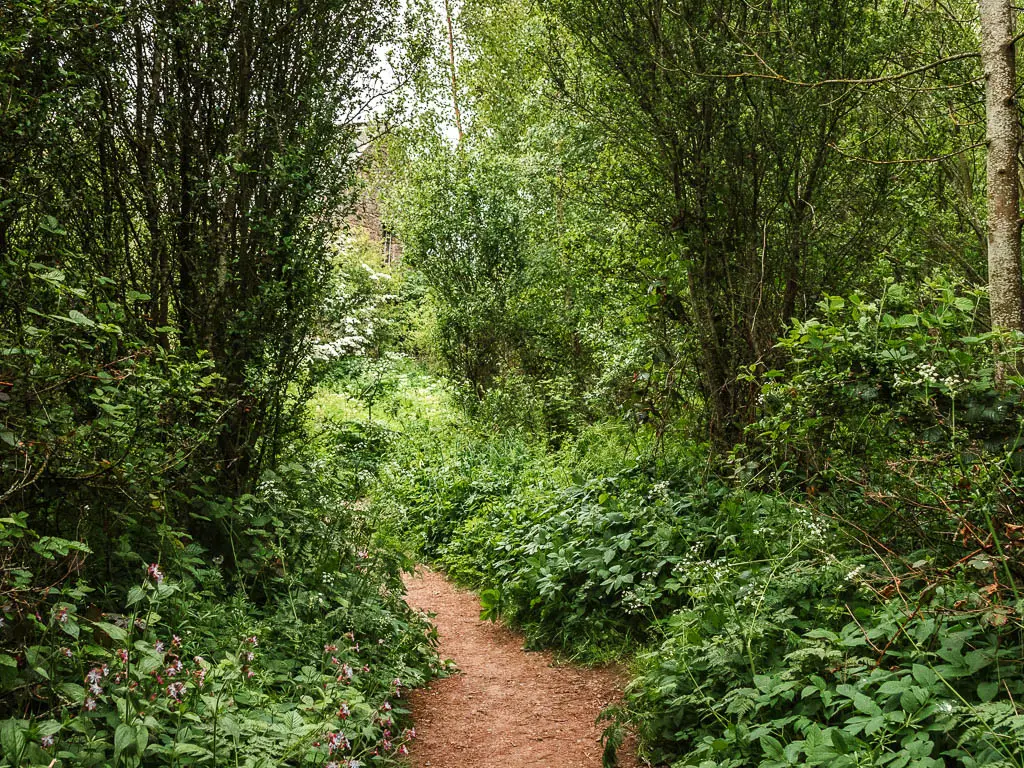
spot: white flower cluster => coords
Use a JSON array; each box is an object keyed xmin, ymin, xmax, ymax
[
  {"xmin": 310, "ymin": 336, "xmax": 368, "ymax": 360},
  {"xmin": 620, "ymin": 581, "xmax": 658, "ymax": 615},
  {"xmin": 674, "ymin": 547, "xmax": 730, "ymax": 586},
  {"xmin": 893, "ymin": 361, "xmax": 966, "ymax": 393},
  {"xmin": 361, "ymin": 262, "xmax": 392, "ymax": 281},
  {"xmin": 801, "ymin": 513, "xmax": 829, "ymax": 546},
  {"xmin": 256, "ymin": 476, "xmax": 287, "ymax": 503},
  {"xmin": 647, "ymin": 481, "xmax": 671, "ymax": 500}
]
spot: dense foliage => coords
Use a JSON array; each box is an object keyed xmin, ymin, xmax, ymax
[
  {"xmin": 8, "ymin": 0, "xmax": 1024, "ymax": 766},
  {"xmin": 374, "ymin": 283, "xmax": 1024, "ymax": 766},
  {"xmin": 0, "ymin": 2, "xmax": 443, "ymax": 765},
  {"xmin": 361, "ymin": 1, "xmax": 1024, "ymax": 761}
]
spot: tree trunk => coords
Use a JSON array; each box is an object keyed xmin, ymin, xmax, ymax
[
  {"xmin": 979, "ymin": 0, "xmax": 1024, "ymax": 332},
  {"xmin": 443, "ymin": 0, "xmax": 464, "ymax": 141}
]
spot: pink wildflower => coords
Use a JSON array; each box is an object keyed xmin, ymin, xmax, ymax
[
  {"xmin": 327, "ymin": 731, "xmax": 350, "ymax": 753},
  {"xmin": 166, "ymin": 681, "xmax": 186, "ymax": 701},
  {"xmin": 147, "ymin": 563, "xmax": 164, "ymax": 583},
  {"xmin": 83, "ymin": 697, "xmax": 97, "ymax": 711}
]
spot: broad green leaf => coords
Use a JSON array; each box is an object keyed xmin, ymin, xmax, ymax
[
  {"xmin": 67, "ymin": 309, "xmax": 96, "ymax": 327},
  {"xmin": 94, "ymin": 621, "xmax": 128, "ymax": 642}
]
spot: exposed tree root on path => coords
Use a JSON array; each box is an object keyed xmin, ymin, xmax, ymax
[{"xmin": 403, "ymin": 568, "xmax": 637, "ymax": 768}]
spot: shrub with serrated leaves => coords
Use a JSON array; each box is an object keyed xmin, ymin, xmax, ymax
[
  {"xmin": 2, "ymin": 364, "xmax": 441, "ymax": 767},
  {"xmin": 631, "ymin": 565, "xmax": 1024, "ymax": 768}
]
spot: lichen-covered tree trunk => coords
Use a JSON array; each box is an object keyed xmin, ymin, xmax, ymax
[{"xmin": 979, "ymin": 0, "xmax": 1024, "ymax": 332}]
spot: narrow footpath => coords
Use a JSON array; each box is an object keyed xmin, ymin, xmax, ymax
[{"xmin": 403, "ymin": 569, "xmax": 637, "ymax": 768}]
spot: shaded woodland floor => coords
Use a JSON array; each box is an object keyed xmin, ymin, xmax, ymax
[{"xmin": 403, "ymin": 569, "xmax": 637, "ymax": 768}]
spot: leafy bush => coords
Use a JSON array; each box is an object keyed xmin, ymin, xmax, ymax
[
  {"xmin": 2, "ymin": 388, "xmax": 442, "ymax": 767},
  {"xmin": 374, "ymin": 279, "xmax": 1024, "ymax": 766},
  {"xmin": 631, "ymin": 560, "xmax": 1024, "ymax": 768},
  {"xmin": 0, "ymin": 554, "xmax": 433, "ymax": 768}
]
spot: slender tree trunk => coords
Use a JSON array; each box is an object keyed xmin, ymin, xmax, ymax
[
  {"xmin": 443, "ymin": 0, "xmax": 463, "ymax": 141},
  {"xmin": 979, "ymin": 0, "xmax": 1024, "ymax": 332}
]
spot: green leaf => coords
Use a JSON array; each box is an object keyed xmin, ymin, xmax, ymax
[
  {"xmin": 39, "ymin": 215, "xmax": 66, "ymax": 235},
  {"xmin": 94, "ymin": 621, "xmax": 128, "ymax": 642},
  {"xmin": 114, "ymin": 722, "xmax": 136, "ymax": 764},
  {"xmin": 60, "ymin": 682, "xmax": 86, "ymax": 704},
  {"xmin": 0, "ymin": 719, "xmax": 26, "ymax": 760},
  {"xmin": 759, "ymin": 734, "xmax": 786, "ymax": 762},
  {"xmin": 912, "ymin": 664, "xmax": 937, "ymax": 687},
  {"xmin": 877, "ymin": 679, "xmax": 909, "ymax": 696},
  {"xmin": 37, "ymin": 719, "xmax": 61, "ymax": 737},
  {"xmin": 67, "ymin": 309, "xmax": 96, "ymax": 327},
  {"xmin": 830, "ymin": 728, "xmax": 856, "ymax": 754},
  {"xmin": 852, "ymin": 693, "xmax": 882, "ymax": 717},
  {"xmin": 977, "ymin": 680, "xmax": 1000, "ymax": 703}
]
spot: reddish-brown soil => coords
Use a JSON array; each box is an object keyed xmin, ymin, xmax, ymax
[{"xmin": 402, "ymin": 568, "xmax": 637, "ymax": 768}]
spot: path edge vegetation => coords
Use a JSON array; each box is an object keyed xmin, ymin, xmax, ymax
[{"xmin": 8, "ymin": 0, "xmax": 1024, "ymax": 767}]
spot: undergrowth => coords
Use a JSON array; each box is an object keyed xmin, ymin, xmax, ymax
[
  {"xmin": 1, "ymin": 417, "xmax": 442, "ymax": 768},
  {"xmin": 373, "ymin": 281, "xmax": 1024, "ymax": 767}
]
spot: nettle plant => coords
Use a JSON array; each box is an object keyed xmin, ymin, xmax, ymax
[
  {"xmin": 0, "ymin": 561, "xmax": 423, "ymax": 768},
  {"xmin": 630, "ymin": 555, "xmax": 1024, "ymax": 768}
]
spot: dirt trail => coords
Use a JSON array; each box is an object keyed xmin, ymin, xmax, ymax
[{"xmin": 402, "ymin": 568, "xmax": 637, "ymax": 768}]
